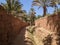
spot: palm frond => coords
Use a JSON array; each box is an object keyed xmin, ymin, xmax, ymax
[
  {"xmin": 1, "ymin": 0, "xmax": 23, "ymax": 15},
  {"xmin": 32, "ymin": 0, "xmax": 42, "ymax": 7},
  {"xmin": 32, "ymin": 2, "xmax": 41, "ymax": 6}
]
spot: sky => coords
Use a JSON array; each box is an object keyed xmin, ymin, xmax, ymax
[
  {"xmin": 20, "ymin": 0, "xmax": 55, "ymax": 15},
  {"xmin": 0, "ymin": 0, "xmax": 60, "ymax": 16}
]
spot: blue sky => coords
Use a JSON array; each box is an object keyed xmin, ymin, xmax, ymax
[
  {"xmin": 20, "ymin": 0, "xmax": 55, "ymax": 15},
  {"xmin": 0, "ymin": 0, "xmax": 60, "ymax": 16}
]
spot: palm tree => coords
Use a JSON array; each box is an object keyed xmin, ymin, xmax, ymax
[
  {"xmin": 1, "ymin": 0, "xmax": 23, "ymax": 15},
  {"xmin": 29, "ymin": 8, "xmax": 36, "ymax": 25},
  {"xmin": 32, "ymin": 0, "xmax": 52, "ymax": 17},
  {"xmin": 21, "ymin": 10, "xmax": 28, "ymax": 22},
  {"xmin": 50, "ymin": 0, "xmax": 60, "ymax": 14}
]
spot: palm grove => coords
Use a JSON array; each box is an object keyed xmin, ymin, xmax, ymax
[
  {"xmin": 1, "ymin": 0, "xmax": 60, "ymax": 45},
  {"xmin": 1, "ymin": 0, "xmax": 60, "ymax": 25}
]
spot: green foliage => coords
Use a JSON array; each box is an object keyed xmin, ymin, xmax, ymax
[
  {"xmin": 1, "ymin": 0, "xmax": 30, "ymax": 22},
  {"xmin": 49, "ymin": 0, "xmax": 59, "ymax": 14},
  {"xmin": 28, "ymin": 8, "xmax": 36, "ymax": 25},
  {"xmin": 1, "ymin": 0, "xmax": 23, "ymax": 15}
]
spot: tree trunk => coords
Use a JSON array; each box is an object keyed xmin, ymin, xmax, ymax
[{"xmin": 43, "ymin": 6, "xmax": 46, "ymax": 17}]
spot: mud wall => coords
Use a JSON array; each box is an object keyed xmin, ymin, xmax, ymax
[
  {"xmin": 0, "ymin": 5, "xmax": 28, "ymax": 45},
  {"xmin": 35, "ymin": 13, "xmax": 60, "ymax": 32},
  {"xmin": 35, "ymin": 13, "xmax": 60, "ymax": 45}
]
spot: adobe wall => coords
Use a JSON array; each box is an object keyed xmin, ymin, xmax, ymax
[
  {"xmin": 0, "ymin": 5, "xmax": 28, "ymax": 45},
  {"xmin": 35, "ymin": 13, "xmax": 60, "ymax": 32},
  {"xmin": 35, "ymin": 13, "xmax": 60, "ymax": 45}
]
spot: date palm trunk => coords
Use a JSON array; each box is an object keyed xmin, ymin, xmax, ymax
[{"xmin": 43, "ymin": 6, "xmax": 46, "ymax": 17}]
